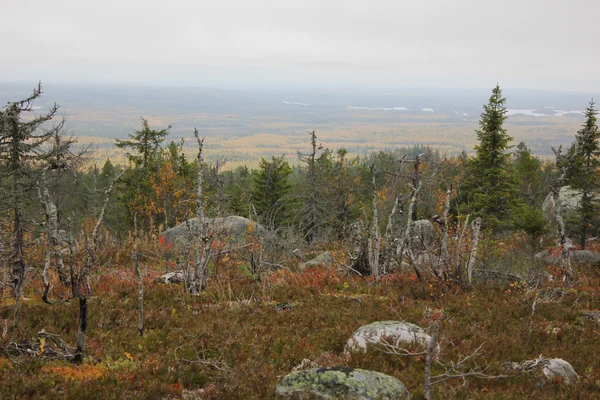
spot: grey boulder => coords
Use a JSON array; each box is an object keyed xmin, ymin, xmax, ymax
[
  {"xmin": 345, "ymin": 321, "xmax": 431, "ymax": 353},
  {"xmin": 276, "ymin": 367, "xmax": 410, "ymax": 400},
  {"xmin": 160, "ymin": 216, "xmax": 267, "ymax": 250},
  {"xmin": 299, "ymin": 251, "xmax": 335, "ymax": 270}
]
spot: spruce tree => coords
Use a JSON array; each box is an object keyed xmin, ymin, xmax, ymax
[
  {"xmin": 0, "ymin": 83, "xmax": 62, "ymax": 320},
  {"xmin": 251, "ymin": 155, "xmax": 293, "ymax": 229},
  {"xmin": 464, "ymin": 85, "xmax": 516, "ymax": 229},
  {"xmin": 566, "ymin": 100, "xmax": 599, "ymax": 248}
]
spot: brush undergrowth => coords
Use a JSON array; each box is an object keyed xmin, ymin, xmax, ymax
[{"xmin": 1, "ymin": 241, "xmax": 600, "ymax": 399}]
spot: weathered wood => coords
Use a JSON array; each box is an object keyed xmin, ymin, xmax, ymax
[
  {"xmin": 466, "ymin": 217, "xmax": 482, "ymax": 285},
  {"xmin": 73, "ymin": 296, "xmax": 87, "ymax": 363},
  {"xmin": 134, "ymin": 252, "xmax": 144, "ymax": 336}
]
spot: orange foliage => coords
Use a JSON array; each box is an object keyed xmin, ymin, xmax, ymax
[{"xmin": 41, "ymin": 364, "xmax": 106, "ymax": 382}]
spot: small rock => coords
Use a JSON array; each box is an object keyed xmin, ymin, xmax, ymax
[
  {"xmin": 276, "ymin": 367, "xmax": 410, "ymax": 400},
  {"xmin": 277, "ymin": 303, "xmax": 293, "ymax": 312}
]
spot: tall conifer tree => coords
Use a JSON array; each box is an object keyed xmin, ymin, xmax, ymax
[
  {"xmin": 463, "ymin": 85, "xmax": 516, "ymax": 229},
  {"xmin": 566, "ymin": 100, "xmax": 599, "ymax": 248}
]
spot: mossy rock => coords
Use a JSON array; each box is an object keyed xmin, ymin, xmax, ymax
[{"xmin": 276, "ymin": 367, "xmax": 410, "ymax": 399}]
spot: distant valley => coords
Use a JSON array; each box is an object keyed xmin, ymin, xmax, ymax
[{"xmin": 1, "ymin": 82, "xmax": 595, "ymax": 167}]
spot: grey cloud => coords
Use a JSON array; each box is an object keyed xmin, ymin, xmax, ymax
[{"xmin": 2, "ymin": 0, "xmax": 599, "ymax": 91}]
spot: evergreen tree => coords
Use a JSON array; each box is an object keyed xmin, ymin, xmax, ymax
[
  {"xmin": 115, "ymin": 117, "xmax": 170, "ymax": 169},
  {"xmin": 0, "ymin": 83, "xmax": 61, "ymax": 312},
  {"xmin": 463, "ymin": 85, "xmax": 517, "ymax": 229},
  {"xmin": 513, "ymin": 142, "xmax": 544, "ymax": 206},
  {"xmin": 115, "ymin": 118, "xmax": 171, "ymax": 232},
  {"xmin": 566, "ymin": 100, "xmax": 599, "ymax": 248},
  {"xmin": 251, "ymin": 155, "xmax": 293, "ymax": 229}
]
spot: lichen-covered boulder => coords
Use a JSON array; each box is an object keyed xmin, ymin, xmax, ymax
[
  {"xmin": 299, "ymin": 252, "xmax": 335, "ymax": 271},
  {"xmin": 345, "ymin": 321, "xmax": 430, "ymax": 353},
  {"xmin": 543, "ymin": 358, "xmax": 578, "ymax": 384},
  {"xmin": 160, "ymin": 216, "xmax": 267, "ymax": 250},
  {"xmin": 276, "ymin": 367, "xmax": 410, "ymax": 400},
  {"xmin": 542, "ymin": 186, "xmax": 583, "ymax": 220}
]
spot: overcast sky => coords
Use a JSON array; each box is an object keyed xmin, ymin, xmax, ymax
[{"xmin": 2, "ymin": 0, "xmax": 599, "ymax": 91}]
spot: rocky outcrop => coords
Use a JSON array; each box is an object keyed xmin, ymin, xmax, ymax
[
  {"xmin": 345, "ymin": 321, "xmax": 430, "ymax": 353},
  {"xmin": 276, "ymin": 367, "xmax": 410, "ymax": 400},
  {"xmin": 299, "ymin": 251, "xmax": 335, "ymax": 271},
  {"xmin": 535, "ymin": 249, "xmax": 600, "ymax": 265},
  {"xmin": 542, "ymin": 186, "xmax": 583, "ymax": 220},
  {"xmin": 160, "ymin": 216, "xmax": 267, "ymax": 250}
]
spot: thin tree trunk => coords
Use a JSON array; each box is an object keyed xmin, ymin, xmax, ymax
[
  {"xmin": 398, "ymin": 182, "xmax": 422, "ymax": 279},
  {"xmin": 38, "ymin": 169, "xmax": 69, "ymax": 285},
  {"xmin": 73, "ymin": 296, "xmax": 87, "ymax": 363},
  {"xmin": 437, "ymin": 187, "xmax": 452, "ymax": 279},
  {"xmin": 42, "ymin": 250, "xmax": 52, "ymax": 304},
  {"xmin": 368, "ymin": 165, "xmax": 381, "ymax": 279},
  {"xmin": 424, "ymin": 322, "xmax": 439, "ymax": 400},
  {"xmin": 466, "ymin": 217, "xmax": 482, "ymax": 285},
  {"xmin": 551, "ymin": 166, "xmax": 573, "ymax": 282},
  {"xmin": 454, "ymin": 214, "xmax": 470, "ymax": 280},
  {"xmin": 134, "ymin": 252, "xmax": 144, "ymax": 336}
]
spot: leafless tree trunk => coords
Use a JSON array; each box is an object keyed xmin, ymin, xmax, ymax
[
  {"xmin": 551, "ymin": 147, "xmax": 574, "ymax": 283},
  {"xmin": 398, "ymin": 182, "xmax": 423, "ymax": 280},
  {"xmin": 436, "ymin": 186, "xmax": 452, "ymax": 279},
  {"xmin": 134, "ymin": 252, "xmax": 144, "ymax": 336},
  {"xmin": 73, "ymin": 296, "xmax": 87, "ymax": 363},
  {"xmin": 74, "ymin": 170, "xmax": 124, "ymax": 298},
  {"xmin": 382, "ymin": 194, "xmax": 402, "ymax": 274},
  {"xmin": 368, "ymin": 165, "xmax": 381, "ymax": 279},
  {"xmin": 37, "ymin": 169, "xmax": 69, "ymax": 286},
  {"xmin": 185, "ymin": 129, "xmax": 212, "ymax": 296},
  {"xmin": 466, "ymin": 217, "xmax": 482, "ymax": 285},
  {"xmin": 424, "ymin": 322, "xmax": 439, "ymax": 400},
  {"xmin": 453, "ymin": 214, "xmax": 470, "ymax": 280}
]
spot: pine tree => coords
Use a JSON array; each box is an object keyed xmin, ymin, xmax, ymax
[
  {"xmin": 463, "ymin": 85, "xmax": 517, "ymax": 229},
  {"xmin": 566, "ymin": 100, "xmax": 599, "ymax": 248}
]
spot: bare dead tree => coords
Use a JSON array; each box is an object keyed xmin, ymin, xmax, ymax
[
  {"xmin": 368, "ymin": 165, "xmax": 381, "ymax": 279},
  {"xmin": 73, "ymin": 297, "xmax": 87, "ymax": 363},
  {"xmin": 184, "ymin": 129, "xmax": 212, "ymax": 296},
  {"xmin": 0, "ymin": 83, "xmax": 65, "ymax": 328},
  {"xmin": 134, "ymin": 252, "xmax": 144, "ymax": 336},
  {"xmin": 378, "ymin": 322, "xmax": 506, "ymax": 400},
  {"xmin": 466, "ymin": 217, "xmax": 482, "ymax": 285},
  {"xmin": 381, "ymin": 154, "xmax": 408, "ymax": 274},
  {"xmin": 72, "ymin": 169, "xmax": 125, "ymax": 298},
  {"xmin": 551, "ymin": 146, "xmax": 574, "ymax": 283},
  {"xmin": 36, "ymin": 132, "xmax": 90, "ymax": 302},
  {"xmin": 398, "ymin": 182, "xmax": 423, "ymax": 280},
  {"xmin": 453, "ymin": 214, "xmax": 470, "ymax": 281},
  {"xmin": 435, "ymin": 186, "xmax": 452, "ymax": 279}
]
